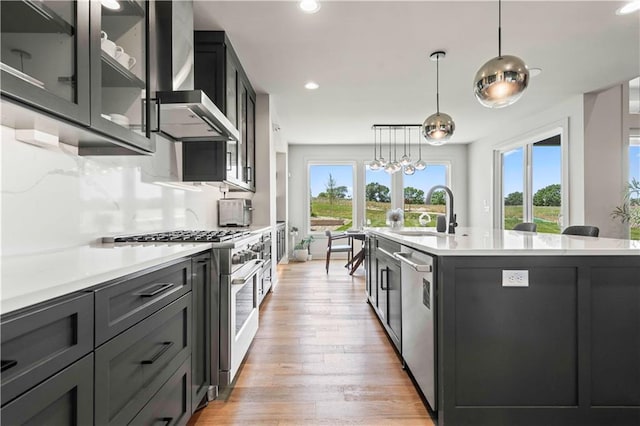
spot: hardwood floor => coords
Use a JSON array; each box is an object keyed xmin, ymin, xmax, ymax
[{"xmin": 189, "ymin": 260, "xmax": 435, "ymax": 425}]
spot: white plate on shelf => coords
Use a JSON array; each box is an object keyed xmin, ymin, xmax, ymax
[{"xmin": 0, "ymin": 62, "xmax": 45, "ymax": 89}]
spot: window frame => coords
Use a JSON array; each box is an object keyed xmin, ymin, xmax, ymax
[
  {"xmin": 306, "ymin": 160, "xmax": 357, "ymax": 235},
  {"xmin": 493, "ymin": 119, "xmax": 570, "ymax": 231}
]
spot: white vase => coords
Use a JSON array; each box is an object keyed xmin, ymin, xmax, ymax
[{"xmin": 293, "ymin": 249, "xmax": 309, "ymax": 262}]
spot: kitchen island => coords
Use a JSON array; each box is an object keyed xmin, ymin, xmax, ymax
[{"xmin": 366, "ymin": 227, "xmax": 639, "ymax": 426}]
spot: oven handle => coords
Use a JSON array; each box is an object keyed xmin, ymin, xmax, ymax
[{"xmin": 231, "ymin": 259, "xmax": 264, "ymax": 285}]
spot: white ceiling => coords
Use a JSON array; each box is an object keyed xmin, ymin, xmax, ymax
[{"xmin": 193, "ymin": 0, "xmax": 640, "ymax": 145}]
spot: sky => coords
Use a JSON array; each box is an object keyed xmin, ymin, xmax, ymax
[
  {"xmin": 503, "ymin": 145, "xmax": 562, "ymax": 196},
  {"xmin": 310, "ymin": 165, "xmax": 353, "ymax": 197}
]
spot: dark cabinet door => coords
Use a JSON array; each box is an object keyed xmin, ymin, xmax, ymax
[
  {"xmin": 247, "ymin": 95, "xmax": 256, "ymax": 190},
  {"xmin": 191, "ymin": 254, "xmax": 212, "ymax": 413},
  {"xmin": 1, "ymin": 292, "xmax": 93, "ymax": 406},
  {"xmin": 95, "ymin": 294, "xmax": 192, "ymax": 426},
  {"xmin": 0, "ymin": 354, "xmax": 93, "ymax": 426},
  {"xmin": 238, "ymin": 82, "xmax": 247, "ymax": 184},
  {"xmin": 0, "ymin": 0, "xmax": 90, "ymax": 125},
  {"xmin": 376, "ymin": 256, "xmax": 388, "ymax": 322},
  {"xmin": 88, "ymin": 0, "xmax": 154, "ymax": 154},
  {"xmin": 386, "ymin": 259, "xmax": 402, "ymax": 351}
]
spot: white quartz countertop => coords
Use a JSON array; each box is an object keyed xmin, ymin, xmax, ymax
[
  {"xmin": 1, "ymin": 243, "xmax": 213, "ymax": 315},
  {"xmin": 368, "ymin": 227, "xmax": 640, "ymax": 256}
]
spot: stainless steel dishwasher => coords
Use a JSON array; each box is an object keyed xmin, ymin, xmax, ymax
[{"xmin": 394, "ymin": 246, "xmax": 436, "ymax": 411}]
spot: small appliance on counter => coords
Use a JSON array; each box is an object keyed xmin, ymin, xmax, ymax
[{"xmin": 218, "ymin": 199, "xmax": 252, "ymax": 227}]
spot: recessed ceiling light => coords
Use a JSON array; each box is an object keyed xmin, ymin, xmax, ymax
[
  {"xmin": 528, "ymin": 67, "xmax": 543, "ymax": 77},
  {"xmin": 616, "ymin": 1, "xmax": 640, "ymax": 15},
  {"xmin": 101, "ymin": 0, "xmax": 121, "ymax": 11},
  {"xmin": 299, "ymin": 0, "xmax": 321, "ymax": 14},
  {"xmin": 305, "ymin": 81, "xmax": 319, "ymax": 90}
]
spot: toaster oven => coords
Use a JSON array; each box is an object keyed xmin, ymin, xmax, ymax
[{"xmin": 218, "ymin": 199, "xmax": 252, "ymax": 227}]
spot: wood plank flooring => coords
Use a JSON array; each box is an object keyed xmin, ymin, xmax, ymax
[{"xmin": 189, "ymin": 260, "xmax": 435, "ymax": 425}]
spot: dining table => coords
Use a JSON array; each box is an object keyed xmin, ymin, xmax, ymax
[{"xmin": 344, "ymin": 230, "xmax": 366, "ymax": 275}]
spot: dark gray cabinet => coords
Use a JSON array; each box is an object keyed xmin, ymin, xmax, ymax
[
  {"xmin": 276, "ymin": 223, "xmax": 286, "ymax": 263},
  {"xmin": 0, "ymin": 0, "xmax": 91, "ymax": 125},
  {"xmin": 94, "ymin": 257, "xmax": 191, "ymax": 346},
  {"xmin": 130, "ymin": 356, "xmax": 192, "ymax": 426},
  {"xmin": 191, "ymin": 254, "xmax": 212, "ymax": 413},
  {"xmin": 374, "ymin": 238, "xmax": 402, "ymax": 353},
  {"xmin": 0, "ymin": 354, "xmax": 94, "ymax": 426},
  {"xmin": 95, "ymin": 293, "xmax": 192, "ymax": 426},
  {"xmin": 0, "ymin": 292, "xmax": 93, "ymax": 405},
  {"xmin": 189, "ymin": 31, "xmax": 256, "ymax": 192},
  {"xmin": 87, "ymin": 0, "xmax": 154, "ymax": 154},
  {"xmin": 0, "ymin": 0, "xmax": 155, "ymax": 155}
]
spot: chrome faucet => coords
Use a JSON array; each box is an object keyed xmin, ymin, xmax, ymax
[{"xmin": 425, "ymin": 185, "xmax": 458, "ymax": 234}]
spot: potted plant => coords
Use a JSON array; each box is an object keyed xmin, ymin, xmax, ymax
[
  {"xmin": 293, "ymin": 235, "xmax": 315, "ymax": 262},
  {"xmin": 612, "ymin": 178, "xmax": 640, "ymax": 232}
]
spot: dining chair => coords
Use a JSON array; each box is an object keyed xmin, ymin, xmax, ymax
[
  {"xmin": 513, "ymin": 222, "xmax": 537, "ymax": 232},
  {"xmin": 325, "ymin": 230, "xmax": 353, "ymax": 273},
  {"xmin": 562, "ymin": 225, "xmax": 599, "ymax": 237}
]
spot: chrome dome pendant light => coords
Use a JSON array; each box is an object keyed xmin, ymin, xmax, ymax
[
  {"xmin": 473, "ymin": 0, "xmax": 529, "ymax": 108},
  {"xmin": 403, "ymin": 129, "xmax": 416, "ymax": 175},
  {"xmin": 414, "ymin": 127, "xmax": 427, "ymax": 170},
  {"xmin": 423, "ymin": 51, "xmax": 455, "ymax": 145},
  {"xmin": 368, "ymin": 127, "xmax": 381, "ymax": 171}
]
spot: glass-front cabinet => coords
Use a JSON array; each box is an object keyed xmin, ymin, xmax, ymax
[
  {"xmin": 90, "ymin": 0, "xmax": 153, "ymax": 152},
  {"xmin": 0, "ymin": 0, "xmax": 90, "ymax": 124}
]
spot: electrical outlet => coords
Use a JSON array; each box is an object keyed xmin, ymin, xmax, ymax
[{"xmin": 502, "ymin": 270, "xmax": 529, "ymax": 287}]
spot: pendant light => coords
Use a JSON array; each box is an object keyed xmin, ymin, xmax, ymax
[
  {"xmin": 473, "ymin": 0, "xmax": 529, "ymax": 108},
  {"xmin": 368, "ymin": 127, "xmax": 381, "ymax": 171},
  {"xmin": 403, "ymin": 129, "xmax": 416, "ymax": 175},
  {"xmin": 400, "ymin": 127, "xmax": 411, "ymax": 166},
  {"xmin": 423, "ymin": 51, "xmax": 455, "ymax": 145},
  {"xmin": 377, "ymin": 127, "xmax": 387, "ymax": 167},
  {"xmin": 413, "ymin": 127, "xmax": 426, "ymax": 170},
  {"xmin": 384, "ymin": 127, "xmax": 395, "ymax": 174}
]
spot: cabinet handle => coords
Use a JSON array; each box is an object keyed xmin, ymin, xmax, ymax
[
  {"xmin": 1, "ymin": 359, "xmax": 17, "ymax": 372},
  {"xmin": 150, "ymin": 98, "xmax": 161, "ymax": 133},
  {"xmin": 246, "ymin": 166, "xmax": 252, "ymax": 182},
  {"xmin": 136, "ymin": 283, "xmax": 174, "ymax": 297},
  {"xmin": 141, "ymin": 341, "xmax": 174, "ymax": 365},
  {"xmin": 227, "ymin": 152, "xmax": 232, "ymax": 171},
  {"xmin": 158, "ymin": 417, "xmax": 173, "ymax": 426},
  {"xmin": 197, "ymin": 258, "xmax": 210, "ymax": 264},
  {"xmin": 380, "ymin": 267, "xmax": 389, "ymax": 290}
]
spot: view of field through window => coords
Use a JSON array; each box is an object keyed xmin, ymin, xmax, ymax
[
  {"xmin": 402, "ymin": 165, "xmax": 448, "ymax": 226},
  {"xmin": 503, "ymin": 136, "xmax": 563, "ymax": 233},
  {"xmin": 309, "ymin": 164, "xmax": 354, "ymax": 232}
]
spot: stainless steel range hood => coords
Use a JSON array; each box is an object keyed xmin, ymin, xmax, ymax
[{"xmin": 154, "ymin": 0, "xmax": 238, "ymax": 142}]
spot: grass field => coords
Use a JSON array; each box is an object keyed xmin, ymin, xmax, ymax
[{"xmin": 310, "ymin": 199, "xmax": 640, "ymax": 239}]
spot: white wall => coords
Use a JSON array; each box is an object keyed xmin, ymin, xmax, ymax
[
  {"xmin": 468, "ymin": 95, "xmax": 585, "ymax": 230},
  {"xmin": 0, "ymin": 126, "xmax": 231, "ymax": 256},
  {"xmin": 288, "ymin": 143, "xmax": 469, "ymax": 258}
]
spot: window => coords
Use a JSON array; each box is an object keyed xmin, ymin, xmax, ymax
[
  {"xmin": 403, "ymin": 164, "xmax": 448, "ymax": 226},
  {"xmin": 499, "ymin": 134, "xmax": 564, "ymax": 233},
  {"xmin": 365, "ymin": 164, "xmax": 391, "ymax": 227},
  {"xmin": 308, "ymin": 163, "xmax": 354, "ymax": 232}
]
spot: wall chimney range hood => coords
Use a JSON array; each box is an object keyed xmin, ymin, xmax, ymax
[{"xmin": 154, "ymin": 0, "xmax": 239, "ymax": 142}]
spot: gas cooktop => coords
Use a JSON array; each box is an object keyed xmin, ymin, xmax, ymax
[{"xmin": 103, "ymin": 229, "xmax": 252, "ymax": 243}]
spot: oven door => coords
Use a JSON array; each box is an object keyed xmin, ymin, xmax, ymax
[{"xmin": 219, "ymin": 259, "xmax": 263, "ymax": 387}]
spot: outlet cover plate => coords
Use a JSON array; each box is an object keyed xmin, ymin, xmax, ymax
[{"xmin": 502, "ymin": 270, "xmax": 529, "ymax": 287}]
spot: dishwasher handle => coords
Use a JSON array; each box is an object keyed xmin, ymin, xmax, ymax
[{"xmin": 393, "ymin": 252, "xmax": 432, "ymax": 272}]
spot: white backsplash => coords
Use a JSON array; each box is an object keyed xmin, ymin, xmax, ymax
[{"xmin": 1, "ymin": 125, "xmax": 241, "ymax": 256}]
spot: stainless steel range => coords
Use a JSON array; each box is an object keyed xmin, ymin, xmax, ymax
[{"xmin": 103, "ymin": 229, "xmax": 264, "ymax": 395}]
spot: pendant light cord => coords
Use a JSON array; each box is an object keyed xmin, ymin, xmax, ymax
[
  {"xmin": 498, "ymin": 0, "xmax": 502, "ymax": 57},
  {"xmin": 418, "ymin": 127, "xmax": 422, "ymax": 159},
  {"xmin": 436, "ymin": 54, "xmax": 440, "ymax": 114},
  {"xmin": 403, "ymin": 127, "xmax": 407, "ymax": 156},
  {"xmin": 372, "ymin": 128, "xmax": 376, "ymax": 160}
]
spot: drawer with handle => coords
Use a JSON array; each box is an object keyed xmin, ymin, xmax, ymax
[
  {"xmin": 0, "ymin": 292, "xmax": 93, "ymax": 405},
  {"xmin": 130, "ymin": 355, "xmax": 192, "ymax": 426},
  {"xmin": 95, "ymin": 293, "xmax": 191, "ymax": 426},
  {"xmin": 95, "ymin": 258, "xmax": 191, "ymax": 346}
]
